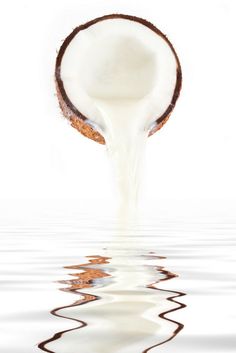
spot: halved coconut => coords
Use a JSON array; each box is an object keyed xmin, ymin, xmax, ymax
[{"xmin": 55, "ymin": 14, "xmax": 182, "ymax": 144}]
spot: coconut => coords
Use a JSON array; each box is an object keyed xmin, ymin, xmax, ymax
[{"xmin": 55, "ymin": 14, "xmax": 182, "ymax": 144}]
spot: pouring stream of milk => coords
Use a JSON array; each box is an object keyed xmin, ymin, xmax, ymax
[{"xmin": 93, "ymin": 99, "xmax": 149, "ymax": 218}]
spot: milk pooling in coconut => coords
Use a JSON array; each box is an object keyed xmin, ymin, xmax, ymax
[{"xmin": 56, "ymin": 16, "xmax": 181, "ymax": 215}]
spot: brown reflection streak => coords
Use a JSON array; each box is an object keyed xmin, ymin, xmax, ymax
[
  {"xmin": 143, "ymin": 254, "xmax": 186, "ymax": 353},
  {"xmin": 38, "ymin": 255, "xmax": 111, "ymax": 353}
]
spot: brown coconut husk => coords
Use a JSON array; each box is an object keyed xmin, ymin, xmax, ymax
[{"xmin": 55, "ymin": 14, "xmax": 182, "ymax": 144}]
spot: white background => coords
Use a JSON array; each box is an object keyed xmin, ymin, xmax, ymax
[
  {"xmin": 0, "ymin": 0, "xmax": 235, "ymax": 214},
  {"xmin": 0, "ymin": 4, "xmax": 235, "ymax": 352}
]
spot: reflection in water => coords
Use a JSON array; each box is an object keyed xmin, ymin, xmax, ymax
[
  {"xmin": 38, "ymin": 253, "xmax": 186, "ymax": 353},
  {"xmin": 1, "ymin": 213, "xmax": 235, "ymax": 353},
  {"xmin": 144, "ymin": 254, "xmax": 186, "ymax": 352},
  {"xmin": 38, "ymin": 256, "xmax": 111, "ymax": 353}
]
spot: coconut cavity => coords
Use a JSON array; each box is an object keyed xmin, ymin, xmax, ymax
[{"xmin": 56, "ymin": 15, "xmax": 181, "ymax": 216}]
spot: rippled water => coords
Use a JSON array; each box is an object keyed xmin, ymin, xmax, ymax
[{"xmin": 1, "ymin": 205, "xmax": 236, "ymax": 353}]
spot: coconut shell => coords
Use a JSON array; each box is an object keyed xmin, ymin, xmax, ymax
[{"xmin": 55, "ymin": 14, "xmax": 182, "ymax": 144}]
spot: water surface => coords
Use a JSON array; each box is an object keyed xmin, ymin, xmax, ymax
[{"xmin": 1, "ymin": 206, "xmax": 235, "ymax": 352}]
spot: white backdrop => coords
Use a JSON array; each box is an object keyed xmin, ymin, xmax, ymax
[{"xmin": 0, "ymin": 0, "xmax": 235, "ymax": 213}]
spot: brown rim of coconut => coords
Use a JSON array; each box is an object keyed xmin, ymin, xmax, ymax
[{"xmin": 55, "ymin": 14, "xmax": 182, "ymax": 145}]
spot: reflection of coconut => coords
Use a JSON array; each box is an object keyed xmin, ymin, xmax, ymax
[{"xmin": 55, "ymin": 14, "xmax": 182, "ymax": 144}]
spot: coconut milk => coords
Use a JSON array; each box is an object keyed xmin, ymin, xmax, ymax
[{"xmin": 93, "ymin": 99, "xmax": 149, "ymax": 218}]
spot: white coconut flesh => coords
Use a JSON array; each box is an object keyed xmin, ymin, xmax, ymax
[{"xmin": 59, "ymin": 18, "xmax": 179, "ymax": 214}]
